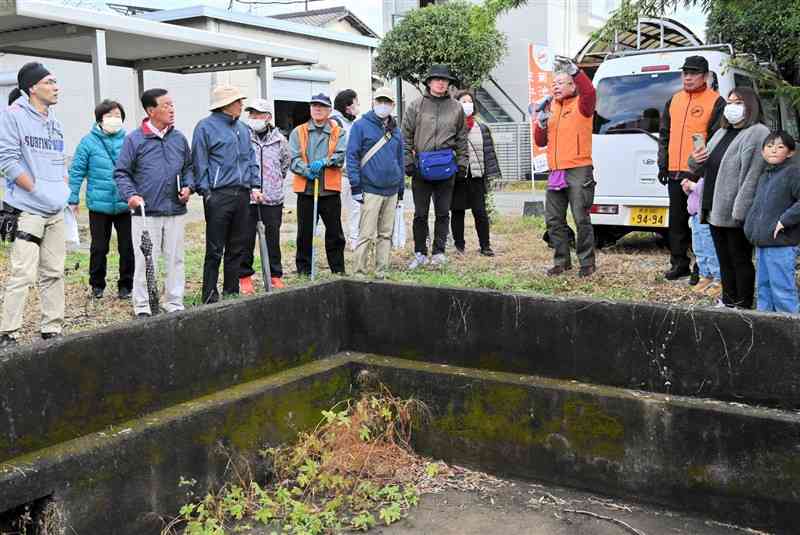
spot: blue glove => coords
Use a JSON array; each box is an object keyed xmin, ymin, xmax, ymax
[
  {"xmin": 309, "ymin": 159, "xmax": 326, "ymax": 175},
  {"xmin": 305, "ymin": 169, "xmax": 318, "ymax": 181}
]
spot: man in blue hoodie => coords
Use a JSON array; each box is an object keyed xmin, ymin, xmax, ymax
[
  {"xmin": 192, "ymin": 86, "xmax": 261, "ymax": 304},
  {"xmin": 0, "ymin": 62, "xmax": 69, "ymax": 349},
  {"xmin": 346, "ymin": 87, "xmax": 404, "ymax": 277},
  {"xmin": 114, "ymin": 88, "xmax": 195, "ymax": 317}
]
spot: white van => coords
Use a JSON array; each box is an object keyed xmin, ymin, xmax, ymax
[{"xmin": 590, "ymin": 45, "xmax": 799, "ymax": 247}]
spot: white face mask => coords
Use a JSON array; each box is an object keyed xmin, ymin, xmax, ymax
[
  {"xmin": 101, "ymin": 116, "xmax": 123, "ymax": 134},
  {"xmin": 461, "ymin": 102, "xmax": 474, "ymax": 117},
  {"xmin": 374, "ymin": 103, "xmax": 393, "ymax": 119},
  {"xmin": 724, "ymin": 103, "xmax": 745, "ymax": 125},
  {"xmin": 247, "ymin": 118, "xmax": 268, "ymax": 133}
]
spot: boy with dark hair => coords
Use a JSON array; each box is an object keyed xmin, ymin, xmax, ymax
[{"xmin": 744, "ymin": 130, "xmax": 800, "ymax": 313}]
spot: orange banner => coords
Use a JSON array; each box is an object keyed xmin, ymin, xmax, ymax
[{"xmin": 528, "ymin": 43, "xmax": 554, "ymax": 173}]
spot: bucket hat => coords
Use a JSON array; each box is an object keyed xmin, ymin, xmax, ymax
[
  {"xmin": 210, "ymin": 85, "xmax": 246, "ymax": 110},
  {"xmin": 424, "ymin": 64, "xmax": 457, "ymax": 85}
]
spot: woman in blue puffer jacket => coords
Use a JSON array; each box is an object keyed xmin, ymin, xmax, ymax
[{"xmin": 68, "ymin": 99, "xmax": 133, "ymax": 300}]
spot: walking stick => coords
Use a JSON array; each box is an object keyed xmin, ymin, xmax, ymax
[
  {"xmin": 311, "ymin": 176, "xmax": 320, "ymax": 281},
  {"xmin": 256, "ymin": 207, "xmax": 272, "ymax": 292}
]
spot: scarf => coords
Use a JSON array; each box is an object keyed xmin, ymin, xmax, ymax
[{"xmin": 466, "ymin": 115, "xmax": 475, "ymax": 131}]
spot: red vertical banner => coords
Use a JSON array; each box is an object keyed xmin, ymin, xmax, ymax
[{"xmin": 528, "ymin": 43, "xmax": 554, "ymax": 173}]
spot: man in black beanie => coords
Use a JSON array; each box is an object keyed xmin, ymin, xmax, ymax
[{"xmin": 0, "ymin": 62, "xmax": 69, "ymax": 350}]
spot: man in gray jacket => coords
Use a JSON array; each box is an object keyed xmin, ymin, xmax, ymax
[
  {"xmin": 0, "ymin": 62, "xmax": 69, "ymax": 349},
  {"xmin": 402, "ymin": 64, "xmax": 468, "ymax": 268}
]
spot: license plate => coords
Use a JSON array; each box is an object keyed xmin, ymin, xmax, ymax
[{"xmin": 629, "ymin": 206, "xmax": 667, "ymax": 227}]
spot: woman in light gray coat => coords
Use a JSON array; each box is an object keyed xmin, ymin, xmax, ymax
[{"xmin": 689, "ymin": 87, "xmax": 769, "ymax": 308}]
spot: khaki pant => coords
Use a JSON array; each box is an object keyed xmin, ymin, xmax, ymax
[
  {"xmin": 0, "ymin": 211, "xmax": 66, "ymax": 335},
  {"xmin": 354, "ymin": 192, "xmax": 397, "ymax": 275},
  {"xmin": 132, "ymin": 214, "xmax": 185, "ymax": 315}
]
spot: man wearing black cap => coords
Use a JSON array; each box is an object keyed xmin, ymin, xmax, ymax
[
  {"xmin": 658, "ymin": 55, "xmax": 725, "ymax": 280},
  {"xmin": 0, "ymin": 62, "xmax": 69, "ymax": 349},
  {"xmin": 402, "ymin": 64, "xmax": 468, "ymax": 269},
  {"xmin": 288, "ymin": 93, "xmax": 347, "ymax": 275}
]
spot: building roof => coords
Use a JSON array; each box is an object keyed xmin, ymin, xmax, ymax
[
  {"xmin": 141, "ymin": 5, "xmax": 380, "ymax": 49},
  {"xmin": 0, "ymin": 0, "xmax": 317, "ymax": 73},
  {"xmin": 272, "ymin": 6, "xmax": 379, "ymax": 38}
]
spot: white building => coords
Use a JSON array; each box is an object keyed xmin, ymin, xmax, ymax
[{"xmin": 0, "ymin": 2, "xmax": 379, "ymax": 153}]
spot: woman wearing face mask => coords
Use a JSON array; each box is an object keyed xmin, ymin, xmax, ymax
[
  {"xmin": 68, "ymin": 99, "xmax": 133, "ymax": 300},
  {"xmin": 450, "ymin": 91, "xmax": 501, "ymax": 256},
  {"xmin": 688, "ymin": 87, "xmax": 770, "ymax": 308},
  {"xmin": 331, "ymin": 89, "xmax": 362, "ymax": 250}
]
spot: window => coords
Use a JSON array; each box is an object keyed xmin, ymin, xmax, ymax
[{"xmin": 594, "ymin": 72, "xmax": 683, "ymax": 134}]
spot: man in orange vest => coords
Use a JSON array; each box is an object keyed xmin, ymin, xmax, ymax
[
  {"xmin": 289, "ymin": 93, "xmax": 347, "ymax": 275},
  {"xmin": 658, "ymin": 56, "xmax": 725, "ymax": 280},
  {"xmin": 534, "ymin": 57, "xmax": 597, "ymax": 277}
]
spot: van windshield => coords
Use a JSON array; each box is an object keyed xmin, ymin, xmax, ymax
[{"xmin": 594, "ymin": 72, "xmax": 683, "ymax": 135}]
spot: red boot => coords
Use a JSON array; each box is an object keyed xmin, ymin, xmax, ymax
[
  {"xmin": 271, "ymin": 277, "xmax": 285, "ymax": 289},
  {"xmin": 239, "ymin": 276, "xmax": 255, "ymax": 295}
]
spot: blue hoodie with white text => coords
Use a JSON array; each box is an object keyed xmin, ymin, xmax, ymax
[{"xmin": 0, "ymin": 94, "xmax": 69, "ymax": 216}]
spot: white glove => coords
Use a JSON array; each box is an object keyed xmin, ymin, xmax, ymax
[{"xmin": 554, "ymin": 56, "xmax": 579, "ymax": 76}]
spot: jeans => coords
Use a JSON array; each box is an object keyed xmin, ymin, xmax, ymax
[
  {"xmin": 756, "ymin": 246, "xmax": 799, "ymax": 313},
  {"xmin": 668, "ymin": 177, "xmax": 692, "ymax": 270},
  {"xmin": 88, "ymin": 211, "xmax": 134, "ymax": 292},
  {"xmin": 202, "ymin": 187, "xmax": 251, "ymax": 303},
  {"xmin": 241, "ymin": 204, "xmax": 283, "ymax": 279},
  {"xmin": 295, "ymin": 193, "xmax": 346, "ymax": 275},
  {"xmin": 709, "ymin": 225, "xmax": 755, "ymax": 308},
  {"xmin": 690, "ymin": 214, "xmax": 720, "ymax": 280},
  {"xmin": 544, "ymin": 165, "xmax": 596, "ymax": 268},
  {"xmin": 412, "ymin": 176, "xmax": 455, "ymax": 256}
]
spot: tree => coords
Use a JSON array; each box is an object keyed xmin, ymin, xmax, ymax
[
  {"xmin": 375, "ymin": 0, "xmax": 526, "ymax": 90},
  {"xmin": 593, "ymin": 0, "xmax": 800, "ymax": 104}
]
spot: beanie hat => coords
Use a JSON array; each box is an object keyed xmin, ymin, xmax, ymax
[{"xmin": 17, "ymin": 62, "xmax": 50, "ymax": 93}]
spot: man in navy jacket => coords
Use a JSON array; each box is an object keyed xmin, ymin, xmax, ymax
[
  {"xmin": 346, "ymin": 87, "xmax": 404, "ymax": 277},
  {"xmin": 192, "ymin": 86, "xmax": 261, "ymax": 303}
]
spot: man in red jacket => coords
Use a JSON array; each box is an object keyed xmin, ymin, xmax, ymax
[{"xmin": 534, "ymin": 56, "xmax": 597, "ymax": 277}]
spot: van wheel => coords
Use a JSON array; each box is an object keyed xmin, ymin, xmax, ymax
[{"xmin": 655, "ymin": 229, "xmax": 669, "ymax": 248}]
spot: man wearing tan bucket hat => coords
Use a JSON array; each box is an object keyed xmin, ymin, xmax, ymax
[{"xmin": 192, "ymin": 85, "xmax": 261, "ymax": 304}]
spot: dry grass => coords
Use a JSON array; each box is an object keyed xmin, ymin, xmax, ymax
[{"xmin": 0, "ymin": 207, "xmax": 711, "ymax": 344}]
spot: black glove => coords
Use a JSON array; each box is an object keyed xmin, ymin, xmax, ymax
[
  {"xmin": 398, "ymin": 189, "xmax": 404, "ymax": 202},
  {"xmin": 0, "ymin": 204, "xmax": 20, "ymax": 243},
  {"xmin": 405, "ymin": 163, "xmax": 417, "ymax": 178},
  {"xmin": 456, "ymin": 167, "xmax": 467, "ymax": 181},
  {"xmin": 657, "ymin": 169, "xmax": 669, "ymax": 186}
]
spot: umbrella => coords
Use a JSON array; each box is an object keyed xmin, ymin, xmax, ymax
[
  {"xmin": 256, "ymin": 208, "xmax": 272, "ymax": 292},
  {"xmin": 139, "ymin": 201, "xmax": 160, "ymax": 314}
]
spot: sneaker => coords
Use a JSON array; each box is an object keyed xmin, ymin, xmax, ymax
[
  {"xmin": 41, "ymin": 332, "xmax": 61, "ymax": 340},
  {"xmin": 689, "ymin": 264, "xmax": 700, "ymax": 286},
  {"xmin": 454, "ymin": 245, "xmax": 465, "ymax": 255},
  {"xmin": 136, "ymin": 312, "xmax": 151, "ymax": 319},
  {"xmin": 693, "ymin": 277, "xmax": 713, "ymax": 293},
  {"xmin": 270, "ymin": 277, "xmax": 285, "ymax": 289},
  {"xmin": 0, "ymin": 334, "xmax": 17, "ymax": 350},
  {"xmin": 578, "ymin": 265, "xmax": 596, "ymax": 278},
  {"xmin": 117, "ymin": 287, "xmax": 132, "ymax": 300},
  {"xmin": 430, "ymin": 253, "xmax": 447, "ymax": 266},
  {"xmin": 408, "ymin": 253, "xmax": 429, "ymax": 270},
  {"xmin": 239, "ymin": 276, "xmax": 255, "ymax": 296},
  {"xmin": 546, "ymin": 265, "xmax": 572, "ymax": 277},
  {"xmin": 91, "ymin": 286, "xmax": 104, "ymax": 299},
  {"xmin": 664, "ymin": 265, "xmax": 691, "ymax": 280},
  {"xmin": 480, "ymin": 247, "xmax": 495, "ymax": 257}
]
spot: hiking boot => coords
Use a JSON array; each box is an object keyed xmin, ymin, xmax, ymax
[
  {"xmin": 578, "ymin": 265, "xmax": 596, "ymax": 278},
  {"xmin": 239, "ymin": 276, "xmax": 255, "ymax": 296},
  {"xmin": 480, "ymin": 247, "xmax": 495, "ymax": 257},
  {"xmin": 117, "ymin": 287, "xmax": 132, "ymax": 300},
  {"xmin": 0, "ymin": 334, "xmax": 17, "ymax": 351},
  {"xmin": 664, "ymin": 265, "xmax": 691, "ymax": 280},
  {"xmin": 271, "ymin": 277, "xmax": 285, "ymax": 289},
  {"xmin": 688, "ymin": 264, "xmax": 700, "ymax": 286},
  {"xmin": 91, "ymin": 286, "xmax": 104, "ymax": 299},
  {"xmin": 546, "ymin": 265, "xmax": 572, "ymax": 277},
  {"xmin": 408, "ymin": 253, "xmax": 428, "ymax": 270},
  {"xmin": 430, "ymin": 253, "xmax": 447, "ymax": 267},
  {"xmin": 41, "ymin": 332, "xmax": 61, "ymax": 340}
]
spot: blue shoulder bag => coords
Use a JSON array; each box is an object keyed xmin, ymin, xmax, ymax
[{"xmin": 415, "ymin": 98, "xmax": 457, "ymax": 182}]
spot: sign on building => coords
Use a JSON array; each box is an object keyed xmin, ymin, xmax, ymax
[{"xmin": 527, "ymin": 43, "xmax": 554, "ymax": 173}]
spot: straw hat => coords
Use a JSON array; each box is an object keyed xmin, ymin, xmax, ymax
[{"xmin": 210, "ymin": 85, "xmax": 246, "ymax": 110}]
